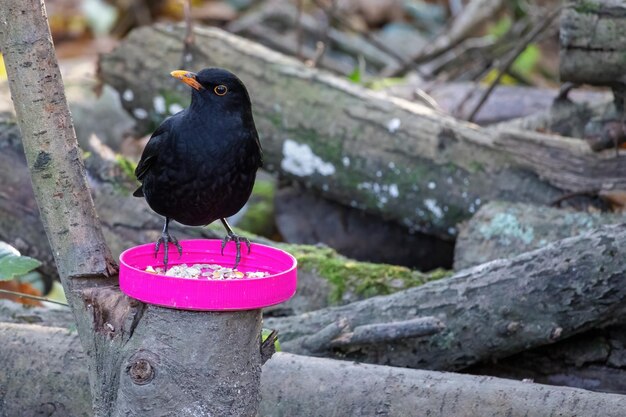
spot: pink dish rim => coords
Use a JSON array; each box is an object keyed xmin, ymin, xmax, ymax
[{"xmin": 118, "ymin": 239, "xmax": 298, "ymax": 311}]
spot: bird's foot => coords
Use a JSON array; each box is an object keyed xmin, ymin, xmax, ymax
[
  {"xmin": 221, "ymin": 232, "xmax": 251, "ymax": 270},
  {"xmin": 154, "ymin": 231, "xmax": 183, "ymax": 271}
]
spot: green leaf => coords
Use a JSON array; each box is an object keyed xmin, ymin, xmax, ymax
[
  {"xmin": 488, "ymin": 15, "xmax": 512, "ymax": 38},
  {"xmin": 115, "ymin": 154, "xmax": 138, "ymax": 180},
  {"xmin": 366, "ymin": 77, "xmax": 406, "ymax": 91},
  {"xmin": 512, "ymin": 44, "xmax": 540, "ymax": 76},
  {"xmin": 0, "ymin": 242, "xmax": 42, "ymax": 281},
  {"xmin": 46, "ymin": 281, "xmax": 67, "ymax": 305},
  {"xmin": 348, "ymin": 66, "xmax": 361, "ymax": 83}
]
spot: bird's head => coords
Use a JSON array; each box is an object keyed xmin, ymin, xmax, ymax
[{"xmin": 170, "ymin": 68, "xmax": 253, "ymax": 112}]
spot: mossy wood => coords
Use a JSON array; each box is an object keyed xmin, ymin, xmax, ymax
[
  {"xmin": 2, "ymin": 317, "xmax": 626, "ymax": 417},
  {"xmin": 99, "ymin": 24, "xmax": 626, "ymax": 240}
]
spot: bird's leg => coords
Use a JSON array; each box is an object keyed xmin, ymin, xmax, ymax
[
  {"xmin": 220, "ymin": 218, "xmax": 251, "ymax": 270},
  {"xmin": 155, "ymin": 217, "xmax": 183, "ymax": 271}
]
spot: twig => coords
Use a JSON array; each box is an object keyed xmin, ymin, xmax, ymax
[
  {"xmin": 466, "ymin": 8, "xmax": 561, "ymax": 122},
  {"xmin": 331, "ymin": 316, "xmax": 445, "ymax": 347},
  {"xmin": 0, "ymin": 289, "xmax": 69, "ymax": 307},
  {"xmin": 301, "ymin": 318, "xmax": 349, "ymax": 353},
  {"xmin": 310, "ymin": 41, "xmax": 327, "ymax": 68},
  {"xmin": 550, "ymin": 190, "xmax": 598, "ymax": 207},
  {"xmin": 295, "ymin": 0, "xmax": 304, "ymax": 60},
  {"xmin": 261, "ymin": 329, "xmax": 279, "ymax": 364},
  {"xmin": 311, "ymin": 0, "xmax": 425, "ymax": 77},
  {"xmin": 182, "ymin": 0, "xmax": 195, "ymax": 66},
  {"xmin": 310, "ymin": 0, "xmax": 336, "ymax": 68}
]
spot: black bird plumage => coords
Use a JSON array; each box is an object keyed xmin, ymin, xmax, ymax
[{"xmin": 133, "ymin": 68, "xmax": 263, "ymax": 269}]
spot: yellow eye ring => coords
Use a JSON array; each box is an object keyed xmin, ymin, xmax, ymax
[{"xmin": 214, "ymin": 85, "xmax": 228, "ymax": 96}]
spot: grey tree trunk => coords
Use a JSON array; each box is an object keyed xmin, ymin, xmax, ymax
[
  {"xmin": 560, "ymin": 0, "xmax": 626, "ymax": 85},
  {"xmin": 3, "ymin": 319, "xmax": 626, "ymax": 417},
  {"xmin": 0, "ymin": 2, "xmax": 262, "ymax": 416},
  {"xmin": 265, "ymin": 223, "xmax": 626, "ymax": 370},
  {"xmin": 260, "ymin": 353, "xmax": 626, "ymax": 417},
  {"xmin": 98, "ymin": 24, "xmax": 626, "ymax": 240}
]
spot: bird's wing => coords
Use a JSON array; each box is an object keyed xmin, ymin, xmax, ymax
[
  {"xmin": 135, "ymin": 120, "xmax": 171, "ymax": 181},
  {"xmin": 132, "ymin": 120, "xmax": 172, "ymax": 197},
  {"xmin": 253, "ymin": 128, "xmax": 263, "ymax": 168}
]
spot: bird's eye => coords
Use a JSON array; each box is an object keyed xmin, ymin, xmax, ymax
[{"xmin": 214, "ymin": 85, "xmax": 228, "ymax": 96}]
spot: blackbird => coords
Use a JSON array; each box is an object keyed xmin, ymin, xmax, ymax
[{"xmin": 133, "ymin": 68, "xmax": 263, "ymax": 270}]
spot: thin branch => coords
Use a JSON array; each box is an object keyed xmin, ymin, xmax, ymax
[
  {"xmin": 295, "ymin": 0, "xmax": 304, "ymax": 60},
  {"xmin": 182, "ymin": 0, "xmax": 195, "ymax": 66},
  {"xmin": 310, "ymin": 0, "xmax": 336, "ymax": 68},
  {"xmin": 0, "ymin": 0, "xmax": 116, "ymax": 281},
  {"xmin": 0, "ymin": 289, "xmax": 69, "ymax": 307},
  {"xmin": 311, "ymin": 0, "xmax": 425, "ymax": 77},
  {"xmin": 466, "ymin": 8, "xmax": 561, "ymax": 122},
  {"xmin": 550, "ymin": 190, "xmax": 599, "ymax": 208}
]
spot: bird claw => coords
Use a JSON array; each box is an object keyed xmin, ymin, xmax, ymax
[
  {"xmin": 221, "ymin": 233, "xmax": 250, "ymax": 270},
  {"xmin": 154, "ymin": 232, "xmax": 183, "ymax": 271}
]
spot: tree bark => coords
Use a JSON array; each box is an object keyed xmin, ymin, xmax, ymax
[
  {"xmin": 3, "ymin": 320, "xmax": 626, "ymax": 417},
  {"xmin": 99, "ymin": 24, "xmax": 626, "ymax": 240},
  {"xmin": 467, "ymin": 324, "xmax": 626, "ymax": 395},
  {"xmin": 454, "ymin": 200, "xmax": 626, "ymax": 269},
  {"xmin": 265, "ymin": 223, "xmax": 626, "ymax": 370},
  {"xmin": 560, "ymin": 0, "xmax": 626, "ymax": 85},
  {"xmin": 0, "ymin": 3, "xmax": 262, "ymax": 416},
  {"xmin": 260, "ymin": 353, "xmax": 626, "ymax": 417}
]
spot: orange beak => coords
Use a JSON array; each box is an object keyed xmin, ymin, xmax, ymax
[{"xmin": 170, "ymin": 70, "xmax": 203, "ymax": 91}]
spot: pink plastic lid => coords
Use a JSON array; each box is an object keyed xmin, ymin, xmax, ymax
[{"xmin": 119, "ymin": 239, "xmax": 297, "ymax": 311}]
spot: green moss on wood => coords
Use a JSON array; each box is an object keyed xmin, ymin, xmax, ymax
[
  {"xmin": 278, "ymin": 243, "xmax": 450, "ymax": 303},
  {"xmin": 207, "ymin": 222, "xmax": 450, "ymax": 302},
  {"xmin": 573, "ymin": 1, "xmax": 601, "ymax": 14}
]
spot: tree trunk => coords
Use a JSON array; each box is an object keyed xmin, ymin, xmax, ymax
[
  {"xmin": 265, "ymin": 223, "xmax": 626, "ymax": 370},
  {"xmin": 260, "ymin": 353, "xmax": 626, "ymax": 417},
  {"xmin": 99, "ymin": 24, "xmax": 626, "ymax": 240},
  {"xmin": 0, "ymin": 3, "xmax": 262, "ymax": 416},
  {"xmin": 560, "ymin": 0, "xmax": 626, "ymax": 86},
  {"xmin": 3, "ymin": 319, "xmax": 626, "ymax": 417}
]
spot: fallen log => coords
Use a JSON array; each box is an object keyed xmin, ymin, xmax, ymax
[
  {"xmin": 560, "ymin": 0, "xmax": 626, "ymax": 86},
  {"xmin": 454, "ymin": 200, "xmax": 626, "ymax": 269},
  {"xmin": 260, "ymin": 353, "xmax": 626, "ymax": 417},
  {"xmin": 265, "ymin": 223, "xmax": 626, "ymax": 370},
  {"xmin": 415, "ymin": 82, "xmax": 612, "ymax": 126},
  {"xmin": 5, "ymin": 299, "xmax": 626, "ymax": 396},
  {"xmin": 274, "ymin": 185, "xmax": 454, "ymax": 270},
  {"xmin": 467, "ymin": 324, "xmax": 626, "ymax": 395},
  {"xmin": 2, "ymin": 319, "xmax": 626, "ymax": 417},
  {"xmin": 99, "ymin": 24, "xmax": 626, "ymax": 240}
]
